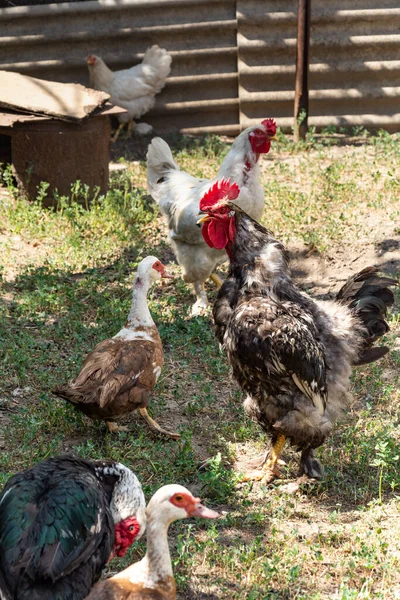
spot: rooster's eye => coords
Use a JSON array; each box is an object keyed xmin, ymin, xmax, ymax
[
  {"xmin": 128, "ymin": 525, "xmax": 135, "ymax": 531},
  {"xmin": 254, "ymin": 129, "xmax": 263, "ymax": 135}
]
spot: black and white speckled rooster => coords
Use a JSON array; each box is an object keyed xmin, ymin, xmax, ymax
[
  {"xmin": 197, "ymin": 180, "xmax": 398, "ymax": 483},
  {"xmin": 0, "ymin": 455, "xmax": 145, "ymax": 600}
]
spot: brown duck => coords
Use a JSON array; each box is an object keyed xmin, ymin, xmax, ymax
[{"xmin": 54, "ymin": 256, "xmax": 179, "ymax": 438}]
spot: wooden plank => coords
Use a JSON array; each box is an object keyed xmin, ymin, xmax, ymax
[
  {"xmin": 0, "ymin": 70, "xmax": 110, "ymax": 122},
  {"xmin": 0, "ymin": 103, "xmax": 126, "ymax": 129}
]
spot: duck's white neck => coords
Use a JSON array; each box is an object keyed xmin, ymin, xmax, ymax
[
  {"xmin": 126, "ymin": 275, "xmax": 155, "ymax": 328},
  {"xmin": 143, "ymin": 516, "xmax": 174, "ymax": 582},
  {"xmin": 114, "ymin": 510, "xmax": 174, "ymax": 590}
]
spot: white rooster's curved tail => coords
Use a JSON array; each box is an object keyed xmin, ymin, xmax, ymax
[
  {"xmin": 146, "ymin": 137, "xmax": 179, "ymax": 202},
  {"xmin": 142, "ymin": 45, "xmax": 172, "ymax": 94}
]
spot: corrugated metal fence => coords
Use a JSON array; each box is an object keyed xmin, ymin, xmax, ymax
[{"xmin": 1, "ymin": 0, "xmax": 400, "ymax": 134}]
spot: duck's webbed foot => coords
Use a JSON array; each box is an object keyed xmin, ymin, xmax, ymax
[
  {"xmin": 299, "ymin": 448, "xmax": 324, "ymax": 480},
  {"xmin": 106, "ymin": 421, "xmax": 129, "ymax": 433}
]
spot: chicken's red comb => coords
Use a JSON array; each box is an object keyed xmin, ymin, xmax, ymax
[
  {"xmin": 199, "ymin": 179, "xmax": 240, "ymax": 211},
  {"xmin": 262, "ymin": 118, "xmax": 277, "ymax": 137}
]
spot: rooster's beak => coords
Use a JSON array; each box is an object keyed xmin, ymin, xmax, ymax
[
  {"xmin": 270, "ymin": 135, "xmax": 278, "ymax": 141},
  {"xmin": 197, "ymin": 213, "xmax": 210, "ymax": 225}
]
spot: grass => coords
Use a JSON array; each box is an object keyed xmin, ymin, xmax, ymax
[{"xmin": 0, "ymin": 129, "xmax": 399, "ymax": 599}]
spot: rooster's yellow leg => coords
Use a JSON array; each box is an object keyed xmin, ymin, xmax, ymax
[
  {"xmin": 125, "ymin": 120, "xmax": 135, "ymax": 138},
  {"xmin": 111, "ymin": 123, "xmax": 125, "ymax": 143},
  {"xmin": 106, "ymin": 421, "xmax": 129, "ymax": 433},
  {"xmin": 209, "ymin": 273, "xmax": 223, "ymax": 288},
  {"xmin": 139, "ymin": 407, "xmax": 181, "ymax": 440},
  {"xmin": 242, "ymin": 434, "xmax": 287, "ymax": 484}
]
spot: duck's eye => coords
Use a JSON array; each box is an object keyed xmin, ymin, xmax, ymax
[{"xmin": 175, "ymin": 494, "xmax": 183, "ymax": 502}]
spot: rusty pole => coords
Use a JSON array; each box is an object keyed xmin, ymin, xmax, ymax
[{"xmin": 294, "ymin": 0, "xmax": 311, "ymax": 141}]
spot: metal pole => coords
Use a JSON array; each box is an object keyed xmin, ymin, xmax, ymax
[{"xmin": 294, "ymin": 0, "xmax": 311, "ymax": 141}]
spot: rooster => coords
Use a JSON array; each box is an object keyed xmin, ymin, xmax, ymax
[
  {"xmin": 87, "ymin": 46, "xmax": 172, "ymax": 142},
  {"xmin": 146, "ymin": 120, "xmax": 277, "ymax": 315},
  {"xmin": 197, "ymin": 180, "xmax": 397, "ymax": 483}
]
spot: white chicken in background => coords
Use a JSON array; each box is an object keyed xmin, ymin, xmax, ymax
[
  {"xmin": 87, "ymin": 45, "xmax": 172, "ymax": 142},
  {"xmin": 146, "ymin": 119, "xmax": 277, "ymax": 314}
]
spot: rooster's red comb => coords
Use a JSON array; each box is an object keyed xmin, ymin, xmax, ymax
[
  {"xmin": 262, "ymin": 118, "xmax": 277, "ymax": 137},
  {"xmin": 199, "ymin": 179, "xmax": 240, "ymax": 211}
]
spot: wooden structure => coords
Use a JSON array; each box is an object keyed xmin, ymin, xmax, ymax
[{"xmin": 0, "ymin": 105, "xmax": 124, "ymax": 205}]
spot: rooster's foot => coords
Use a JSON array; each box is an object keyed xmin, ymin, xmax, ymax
[
  {"xmin": 298, "ymin": 449, "xmax": 324, "ymax": 480},
  {"xmin": 106, "ymin": 421, "xmax": 129, "ymax": 433},
  {"xmin": 191, "ymin": 301, "xmax": 209, "ymax": 317},
  {"xmin": 139, "ymin": 407, "xmax": 181, "ymax": 440},
  {"xmin": 191, "ymin": 282, "xmax": 209, "ymax": 316},
  {"xmin": 243, "ymin": 434, "xmax": 287, "ymax": 484},
  {"xmin": 246, "ymin": 450, "xmax": 287, "ymax": 470},
  {"xmin": 242, "ymin": 462, "xmax": 283, "ymax": 484}
]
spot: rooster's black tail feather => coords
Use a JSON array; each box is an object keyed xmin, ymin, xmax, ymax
[{"xmin": 336, "ymin": 266, "xmax": 398, "ymax": 365}]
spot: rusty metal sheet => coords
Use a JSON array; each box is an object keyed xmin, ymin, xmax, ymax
[
  {"xmin": 1, "ymin": 0, "xmax": 400, "ymax": 134},
  {"xmin": 238, "ymin": 0, "xmax": 400, "ymax": 132},
  {"xmin": 0, "ymin": 0, "xmax": 238, "ymax": 134},
  {"xmin": 0, "ymin": 70, "xmax": 110, "ymax": 122}
]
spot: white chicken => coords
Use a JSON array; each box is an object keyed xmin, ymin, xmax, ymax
[
  {"xmin": 146, "ymin": 120, "xmax": 277, "ymax": 314},
  {"xmin": 87, "ymin": 45, "xmax": 172, "ymax": 142}
]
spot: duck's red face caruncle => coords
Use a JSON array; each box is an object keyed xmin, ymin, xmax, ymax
[{"xmin": 197, "ymin": 179, "xmax": 240, "ymax": 251}]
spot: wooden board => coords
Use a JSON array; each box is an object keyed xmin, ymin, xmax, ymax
[
  {"xmin": 0, "ymin": 70, "xmax": 110, "ymax": 122},
  {"xmin": 0, "ymin": 103, "xmax": 127, "ymax": 129}
]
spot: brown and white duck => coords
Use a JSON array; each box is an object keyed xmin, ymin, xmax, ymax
[
  {"xmin": 54, "ymin": 256, "xmax": 179, "ymax": 438},
  {"xmin": 85, "ymin": 484, "xmax": 219, "ymax": 600}
]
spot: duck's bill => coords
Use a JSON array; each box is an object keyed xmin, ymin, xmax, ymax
[
  {"xmin": 189, "ymin": 502, "xmax": 220, "ymax": 519},
  {"xmin": 161, "ymin": 269, "xmax": 174, "ymax": 279}
]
